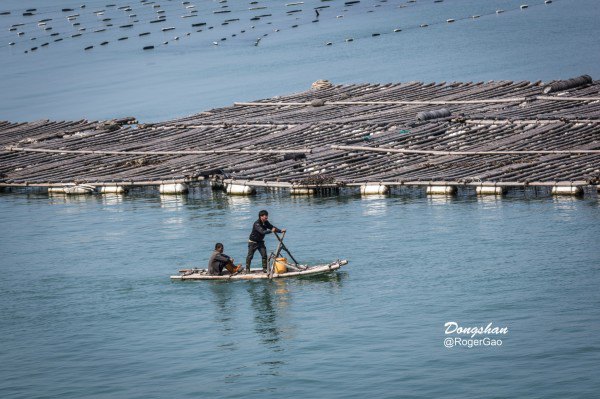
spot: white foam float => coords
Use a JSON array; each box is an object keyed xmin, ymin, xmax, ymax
[
  {"xmin": 426, "ymin": 186, "xmax": 456, "ymax": 195},
  {"xmin": 360, "ymin": 184, "xmax": 389, "ymax": 195},
  {"xmin": 226, "ymin": 184, "xmax": 255, "ymax": 195},
  {"xmin": 159, "ymin": 183, "xmax": 188, "ymax": 194},
  {"xmin": 551, "ymin": 186, "xmax": 583, "ymax": 196},
  {"xmin": 99, "ymin": 185, "xmax": 126, "ymax": 194},
  {"xmin": 476, "ymin": 186, "xmax": 505, "ymax": 195}
]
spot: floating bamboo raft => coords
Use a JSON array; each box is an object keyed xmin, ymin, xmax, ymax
[
  {"xmin": 1, "ymin": 79, "xmax": 599, "ymax": 189},
  {"xmin": 171, "ymin": 260, "xmax": 348, "ymax": 280}
]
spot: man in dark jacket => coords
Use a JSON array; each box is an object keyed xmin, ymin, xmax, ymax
[
  {"xmin": 246, "ymin": 210, "xmax": 286, "ymax": 273},
  {"xmin": 208, "ymin": 243, "xmax": 242, "ymax": 275}
]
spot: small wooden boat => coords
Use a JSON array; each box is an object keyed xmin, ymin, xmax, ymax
[{"xmin": 171, "ymin": 260, "xmax": 348, "ymax": 281}]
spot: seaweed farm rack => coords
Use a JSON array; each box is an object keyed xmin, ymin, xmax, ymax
[{"xmin": 1, "ymin": 78, "xmax": 599, "ymax": 197}]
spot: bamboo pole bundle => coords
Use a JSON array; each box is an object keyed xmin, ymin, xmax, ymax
[
  {"xmin": 233, "ymin": 96, "xmax": 600, "ymax": 107},
  {"xmin": 2, "ymin": 146, "xmax": 312, "ymax": 156},
  {"xmin": 330, "ymin": 145, "xmax": 600, "ymax": 156}
]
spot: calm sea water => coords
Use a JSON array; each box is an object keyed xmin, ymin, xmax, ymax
[
  {"xmin": 2, "ymin": 0, "xmax": 600, "ymax": 397},
  {"xmin": 1, "ymin": 188, "xmax": 599, "ymax": 398},
  {"xmin": 1, "ymin": 0, "xmax": 599, "ymax": 122}
]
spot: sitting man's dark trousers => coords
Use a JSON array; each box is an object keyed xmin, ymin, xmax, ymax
[
  {"xmin": 246, "ymin": 219, "xmax": 282, "ymax": 272},
  {"xmin": 208, "ymin": 250, "xmax": 235, "ymax": 276}
]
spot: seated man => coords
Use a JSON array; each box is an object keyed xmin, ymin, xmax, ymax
[{"xmin": 208, "ymin": 243, "xmax": 242, "ymax": 276}]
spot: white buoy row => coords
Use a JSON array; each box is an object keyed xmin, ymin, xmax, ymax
[
  {"xmin": 46, "ymin": 183, "xmax": 190, "ymax": 195},
  {"xmin": 4, "ymin": 0, "xmax": 555, "ymax": 53},
  {"xmin": 321, "ymin": 0, "xmax": 552, "ymax": 46},
  {"xmin": 361, "ymin": 184, "xmax": 587, "ymax": 197},
  {"xmin": 9, "ymin": 182, "xmax": 594, "ymax": 198}
]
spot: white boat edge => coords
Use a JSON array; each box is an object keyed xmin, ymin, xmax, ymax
[{"xmin": 171, "ymin": 259, "xmax": 348, "ymax": 280}]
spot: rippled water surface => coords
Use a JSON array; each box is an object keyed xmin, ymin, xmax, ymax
[
  {"xmin": 2, "ymin": 0, "xmax": 600, "ymax": 397},
  {"xmin": 1, "ymin": 189, "xmax": 599, "ymax": 398}
]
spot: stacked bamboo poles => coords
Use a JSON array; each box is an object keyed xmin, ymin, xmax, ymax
[{"xmin": 1, "ymin": 79, "xmax": 599, "ymax": 188}]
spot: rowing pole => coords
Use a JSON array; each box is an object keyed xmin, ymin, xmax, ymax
[{"xmin": 273, "ymin": 232, "xmax": 300, "ymax": 265}]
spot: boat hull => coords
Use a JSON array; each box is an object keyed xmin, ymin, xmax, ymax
[{"xmin": 171, "ymin": 260, "xmax": 348, "ymax": 280}]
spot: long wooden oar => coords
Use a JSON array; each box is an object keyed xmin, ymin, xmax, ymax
[
  {"xmin": 273, "ymin": 232, "xmax": 300, "ymax": 265},
  {"xmin": 268, "ymin": 231, "xmax": 286, "ymax": 279},
  {"xmin": 273, "ymin": 231, "xmax": 286, "ymax": 259}
]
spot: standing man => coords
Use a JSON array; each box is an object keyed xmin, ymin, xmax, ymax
[
  {"xmin": 246, "ymin": 210, "xmax": 286, "ymax": 273},
  {"xmin": 208, "ymin": 243, "xmax": 242, "ymax": 276}
]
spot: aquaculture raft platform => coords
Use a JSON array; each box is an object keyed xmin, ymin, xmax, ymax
[{"xmin": 1, "ymin": 79, "xmax": 599, "ymax": 190}]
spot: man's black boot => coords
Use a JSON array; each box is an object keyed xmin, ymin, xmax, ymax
[{"xmin": 262, "ymin": 259, "xmax": 268, "ymax": 273}]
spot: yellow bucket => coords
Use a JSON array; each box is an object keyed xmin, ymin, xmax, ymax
[{"xmin": 274, "ymin": 257, "xmax": 287, "ymax": 274}]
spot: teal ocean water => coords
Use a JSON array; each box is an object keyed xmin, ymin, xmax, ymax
[
  {"xmin": 2, "ymin": 0, "xmax": 600, "ymax": 397},
  {"xmin": 1, "ymin": 189, "xmax": 599, "ymax": 398}
]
